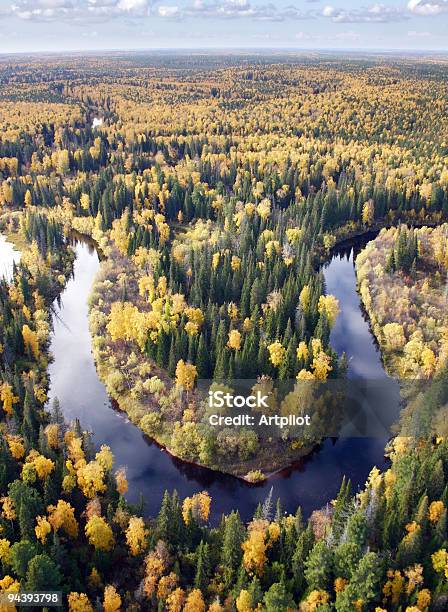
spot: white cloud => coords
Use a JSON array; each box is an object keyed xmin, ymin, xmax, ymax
[
  {"xmin": 408, "ymin": 0, "xmax": 448, "ymax": 15},
  {"xmin": 8, "ymin": 0, "xmax": 313, "ymax": 23},
  {"xmin": 11, "ymin": 0, "xmax": 76, "ymax": 21},
  {"xmin": 227, "ymin": 0, "xmax": 249, "ymax": 6},
  {"xmin": 9, "ymin": 0, "xmax": 158, "ymax": 21},
  {"xmin": 322, "ymin": 3, "xmax": 408, "ymax": 23},
  {"xmin": 158, "ymin": 5, "xmax": 180, "ymax": 18},
  {"xmin": 87, "ymin": 0, "xmax": 117, "ymax": 6},
  {"xmin": 117, "ymin": 0, "xmax": 149, "ymax": 12},
  {"xmin": 187, "ymin": 1, "xmax": 313, "ymax": 21},
  {"xmin": 88, "ymin": 0, "xmax": 153, "ymax": 17}
]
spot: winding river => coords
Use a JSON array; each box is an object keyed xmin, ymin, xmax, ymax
[{"xmin": 1, "ymin": 231, "xmax": 400, "ymax": 523}]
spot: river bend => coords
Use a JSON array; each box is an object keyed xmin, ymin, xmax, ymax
[{"xmin": 1, "ymin": 232, "xmax": 396, "ymax": 522}]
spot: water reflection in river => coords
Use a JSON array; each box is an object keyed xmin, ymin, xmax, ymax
[{"xmin": 0, "ymin": 234, "xmax": 20, "ymax": 281}]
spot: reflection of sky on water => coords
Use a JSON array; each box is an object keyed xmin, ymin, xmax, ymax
[
  {"xmin": 41, "ymin": 237, "xmax": 390, "ymax": 522},
  {"xmin": 325, "ymin": 243, "xmax": 401, "ymax": 437},
  {"xmin": 325, "ymin": 250, "xmax": 385, "ymax": 379},
  {"xmin": 0, "ymin": 234, "xmax": 20, "ymax": 282}
]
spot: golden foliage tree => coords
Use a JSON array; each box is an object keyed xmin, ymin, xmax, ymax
[{"xmin": 85, "ymin": 516, "xmax": 115, "ymax": 551}]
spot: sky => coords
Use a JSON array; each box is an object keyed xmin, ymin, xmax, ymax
[{"xmin": 0, "ymin": 0, "xmax": 447, "ymax": 53}]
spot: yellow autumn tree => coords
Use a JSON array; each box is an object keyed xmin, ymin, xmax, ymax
[
  {"xmin": 67, "ymin": 592, "xmax": 93, "ymax": 612},
  {"xmin": 428, "ymin": 501, "xmax": 445, "ymax": 524},
  {"xmin": 362, "ymin": 199, "xmax": 375, "ymax": 225},
  {"xmin": 0, "ymin": 383, "xmax": 18, "ymax": 416},
  {"xmin": 227, "ymin": 329, "xmax": 242, "ymax": 351},
  {"xmin": 96, "ymin": 445, "xmax": 114, "ymax": 471},
  {"xmin": 383, "ymin": 323, "xmax": 406, "ymax": 351},
  {"xmin": 35, "ymin": 516, "xmax": 52, "ymax": 544},
  {"xmin": 421, "ymin": 348, "xmax": 436, "ymax": 378},
  {"xmin": 231, "ymin": 256, "xmax": 241, "ymax": 270},
  {"xmin": 236, "ymin": 589, "xmax": 253, "ymax": 612},
  {"xmin": 103, "ymin": 585, "xmax": 122, "ymax": 612},
  {"xmin": 1, "ymin": 496, "xmax": 16, "ymax": 520},
  {"xmin": 48, "ymin": 500, "xmax": 79, "ymax": 538},
  {"xmin": 157, "ymin": 573, "xmax": 178, "ymax": 600},
  {"xmin": 185, "ymin": 307, "xmax": 205, "ymax": 327},
  {"xmin": 212, "ymin": 252, "xmax": 220, "ymax": 270},
  {"xmin": 311, "ymin": 352, "xmax": 333, "ymax": 381},
  {"xmin": 183, "ymin": 590, "xmax": 206, "ymax": 612},
  {"xmin": 31, "ymin": 454, "xmax": 55, "ymax": 480},
  {"xmin": 182, "ymin": 492, "xmax": 211, "ymax": 524},
  {"xmin": 24, "ymin": 189, "xmax": 32, "ymax": 208},
  {"xmin": 44, "ymin": 424, "xmax": 60, "ymax": 449},
  {"xmin": 67, "ymin": 435, "xmax": 85, "ymax": 465},
  {"xmin": 185, "ymin": 321, "xmax": 200, "ymax": 337},
  {"xmin": 242, "ymin": 529, "xmax": 267, "ymax": 576},
  {"xmin": 228, "ymin": 302, "xmax": 238, "ymax": 321},
  {"xmin": 268, "ymin": 342, "xmax": 286, "ymax": 367},
  {"xmin": 22, "ymin": 324, "xmax": 39, "ymax": 358},
  {"xmin": 80, "ymin": 193, "xmax": 90, "ymax": 211},
  {"xmin": 115, "ymin": 467, "xmax": 128, "ymax": 496},
  {"xmin": 0, "ymin": 539, "xmax": 11, "ymax": 565},
  {"xmin": 299, "ymin": 590, "xmax": 330, "ymax": 611},
  {"xmin": 77, "ymin": 461, "xmax": 107, "ymax": 499},
  {"xmin": 144, "ymin": 547, "xmax": 167, "ymax": 597},
  {"xmin": 166, "ymin": 588, "xmax": 186, "ymax": 612},
  {"xmin": 6, "ymin": 436, "xmax": 25, "ymax": 460},
  {"xmin": 56, "ymin": 149, "xmax": 70, "ymax": 174},
  {"xmin": 416, "ymin": 589, "xmax": 431, "ymax": 610},
  {"xmin": 85, "ymin": 516, "xmax": 114, "ymax": 551},
  {"xmin": 126, "ymin": 516, "xmax": 148, "ymax": 556},
  {"xmin": 299, "ymin": 284, "xmax": 311, "ymax": 313},
  {"xmin": 318, "ymin": 295, "xmax": 340, "ymax": 328},
  {"xmin": 175, "ymin": 360, "xmax": 197, "ymax": 391}
]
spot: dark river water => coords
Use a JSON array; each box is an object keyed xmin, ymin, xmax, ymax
[{"xmin": 1, "ymin": 232, "xmax": 398, "ymax": 523}]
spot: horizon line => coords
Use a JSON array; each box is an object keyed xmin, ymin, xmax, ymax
[{"xmin": 1, "ymin": 46, "xmax": 448, "ymax": 57}]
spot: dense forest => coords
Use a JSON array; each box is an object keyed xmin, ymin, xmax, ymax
[
  {"xmin": 356, "ymin": 224, "xmax": 448, "ymax": 379},
  {"xmin": 0, "ymin": 53, "xmax": 448, "ymax": 609}
]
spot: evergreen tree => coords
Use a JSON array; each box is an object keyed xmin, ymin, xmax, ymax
[
  {"xmin": 26, "ymin": 554, "xmax": 63, "ymax": 591},
  {"xmin": 221, "ymin": 511, "xmax": 245, "ymax": 589},
  {"xmin": 194, "ymin": 540, "xmax": 210, "ymax": 592}
]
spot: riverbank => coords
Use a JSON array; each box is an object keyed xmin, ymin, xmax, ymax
[{"xmin": 320, "ymin": 215, "xmax": 444, "ymax": 265}]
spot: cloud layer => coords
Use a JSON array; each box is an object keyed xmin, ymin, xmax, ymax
[
  {"xmin": 322, "ymin": 4, "xmax": 409, "ymax": 23},
  {"xmin": 9, "ymin": 0, "xmax": 156, "ymax": 21},
  {"xmin": 408, "ymin": 0, "xmax": 448, "ymax": 15},
  {"xmin": 156, "ymin": 1, "xmax": 313, "ymax": 22},
  {"xmin": 4, "ymin": 0, "xmax": 448, "ymax": 26}
]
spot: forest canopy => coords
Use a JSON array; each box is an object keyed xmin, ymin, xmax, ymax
[{"xmin": 0, "ymin": 52, "xmax": 448, "ymax": 610}]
